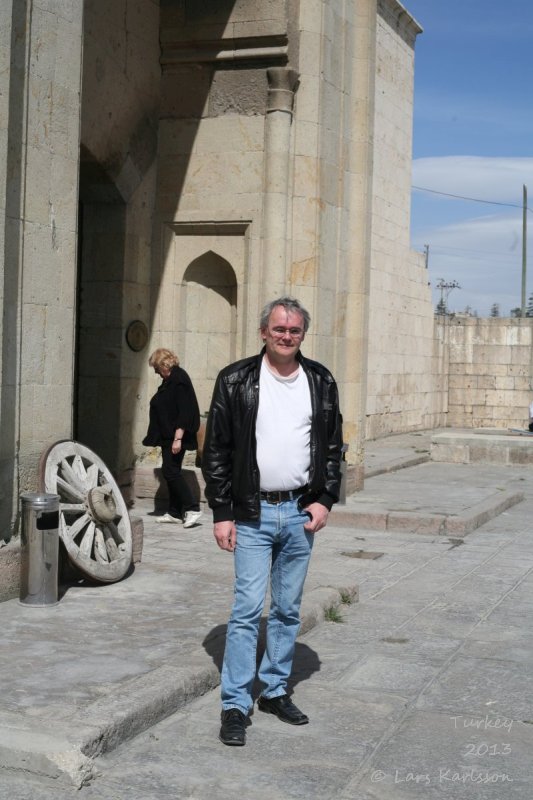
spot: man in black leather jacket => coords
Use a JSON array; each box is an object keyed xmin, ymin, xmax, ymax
[{"xmin": 202, "ymin": 297, "xmax": 343, "ymax": 746}]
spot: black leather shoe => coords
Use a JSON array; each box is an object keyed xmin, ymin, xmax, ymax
[
  {"xmin": 257, "ymin": 694, "xmax": 309, "ymax": 725},
  {"xmin": 219, "ymin": 708, "xmax": 246, "ymax": 745}
]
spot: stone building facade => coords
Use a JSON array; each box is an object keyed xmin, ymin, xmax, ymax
[
  {"xmin": 365, "ymin": 2, "xmax": 445, "ymax": 439},
  {"xmin": 1, "ymin": 0, "xmax": 433, "ymax": 542}
]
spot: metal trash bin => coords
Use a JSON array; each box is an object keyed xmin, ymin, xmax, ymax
[{"xmin": 19, "ymin": 492, "xmax": 60, "ymax": 606}]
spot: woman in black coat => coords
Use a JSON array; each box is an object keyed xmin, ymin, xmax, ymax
[{"xmin": 143, "ymin": 348, "xmax": 202, "ymax": 527}]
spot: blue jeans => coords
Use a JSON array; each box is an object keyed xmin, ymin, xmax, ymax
[{"xmin": 221, "ymin": 499, "xmax": 314, "ymax": 714}]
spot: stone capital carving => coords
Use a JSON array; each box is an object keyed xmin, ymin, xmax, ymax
[{"xmin": 266, "ymin": 67, "xmax": 299, "ymax": 113}]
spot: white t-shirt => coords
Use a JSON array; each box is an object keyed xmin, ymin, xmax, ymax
[{"xmin": 256, "ymin": 358, "xmax": 312, "ymax": 491}]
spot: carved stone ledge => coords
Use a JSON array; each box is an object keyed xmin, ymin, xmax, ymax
[{"xmin": 161, "ymin": 35, "xmax": 288, "ymax": 67}]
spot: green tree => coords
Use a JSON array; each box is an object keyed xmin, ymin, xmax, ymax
[
  {"xmin": 490, "ymin": 303, "xmax": 500, "ymax": 317},
  {"xmin": 527, "ymin": 293, "xmax": 533, "ymax": 317},
  {"xmin": 511, "ymin": 307, "xmax": 523, "ymax": 318},
  {"xmin": 459, "ymin": 306, "xmax": 477, "ymax": 317}
]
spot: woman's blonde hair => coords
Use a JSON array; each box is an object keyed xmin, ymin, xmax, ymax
[{"xmin": 148, "ymin": 348, "xmax": 179, "ymax": 371}]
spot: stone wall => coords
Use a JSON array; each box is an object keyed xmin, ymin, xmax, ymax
[
  {"xmin": 365, "ymin": 1, "xmax": 445, "ymax": 440},
  {"xmin": 0, "ymin": 0, "xmax": 84, "ymax": 539},
  {"xmin": 366, "ymin": 313, "xmax": 533, "ymax": 439},
  {"xmin": 77, "ymin": 0, "xmax": 161, "ymax": 479},
  {"xmin": 1, "ymin": 0, "xmax": 430, "ymax": 554},
  {"xmin": 153, "ymin": 0, "xmax": 377, "ymax": 471},
  {"xmin": 153, "ymin": 1, "xmax": 299, "ymax": 418},
  {"xmin": 289, "ymin": 0, "xmax": 378, "ymax": 479},
  {"xmin": 0, "ymin": 1, "xmax": 13, "ymax": 536},
  {"xmin": 437, "ymin": 317, "xmax": 533, "ymax": 430}
]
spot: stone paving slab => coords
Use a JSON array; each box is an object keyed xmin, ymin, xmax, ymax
[
  {"xmin": 416, "ymin": 655, "xmax": 533, "ymax": 721},
  {"xmin": 48, "ymin": 490, "xmax": 533, "ymax": 800},
  {"xmin": 90, "ymin": 685, "xmax": 407, "ymax": 800},
  {"xmin": 363, "ymin": 430, "xmax": 432, "ymax": 477},
  {"xmin": 345, "ymin": 709, "xmax": 533, "ymax": 799},
  {"xmin": 1, "ymin": 449, "xmax": 532, "ymax": 794},
  {"xmin": 0, "ymin": 501, "xmax": 360, "ymax": 787},
  {"xmin": 332, "ymin": 462, "xmax": 526, "ymax": 535},
  {"xmin": 0, "ymin": 585, "xmax": 347, "ymax": 787}
]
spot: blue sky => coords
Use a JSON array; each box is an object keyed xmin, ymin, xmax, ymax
[{"xmin": 405, "ymin": 0, "xmax": 533, "ymax": 316}]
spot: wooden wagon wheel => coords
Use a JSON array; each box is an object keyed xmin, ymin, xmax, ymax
[{"xmin": 40, "ymin": 441, "xmax": 132, "ymax": 583}]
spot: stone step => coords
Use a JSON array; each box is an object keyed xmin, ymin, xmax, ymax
[{"xmin": 431, "ymin": 430, "xmax": 533, "ymax": 466}]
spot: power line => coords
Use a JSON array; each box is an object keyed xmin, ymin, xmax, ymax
[
  {"xmin": 412, "ymin": 184, "xmax": 533, "ymax": 211},
  {"xmin": 418, "ymin": 248, "xmax": 515, "ymax": 269},
  {"xmin": 415, "ymin": 243, "xmax": 521, "ymax": 257},
  {"xmin": 413, "ymin": 247, "xmax": 520, "ymax": 265}
]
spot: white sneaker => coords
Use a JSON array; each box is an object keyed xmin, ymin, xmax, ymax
[
  {"xmin": 183, "ymin": 510, "xmax": 202, "ymax": 528},
  {"xmin": 156, "ymin": 513, "xmax": 182, "ymax": 524}
]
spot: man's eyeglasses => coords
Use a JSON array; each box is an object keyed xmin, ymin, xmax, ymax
[{"xmin": 270, "ymin": 326, "xmax": 304, "ymax": 339}]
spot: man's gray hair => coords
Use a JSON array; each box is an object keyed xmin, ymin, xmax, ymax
[{"xmin": 260, "ymin": 297, "xmax": 311, "ymax": 333}]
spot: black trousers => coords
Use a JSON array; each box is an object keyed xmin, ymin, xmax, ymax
[{"xmin": 160, "ymin": 443, "xmax": 199, "ymax": 519}]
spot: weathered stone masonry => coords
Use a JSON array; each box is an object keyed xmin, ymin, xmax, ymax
[{"xmin": 1, "ymin": 0, "xmax": 439, "ymax": 553}]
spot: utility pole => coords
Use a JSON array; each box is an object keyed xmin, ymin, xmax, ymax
[
  {"xmin": 424, "ymin": 244, "xmax": 429, "ymax": 269},
  {"xmin": 436, "ymin": 278, "xmax": 460, "ymax": 315},
  {"xmin": 522, "ymin": 184, "xmax": 527, "ymax": 317}
]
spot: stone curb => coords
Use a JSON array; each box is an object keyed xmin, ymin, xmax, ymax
[
  {"xmin": 445, "ymin": 487, "xmax": 525, "ymax": 535},
  {"xmin": 364, "ymin": 453, "xmax": 430, "ymax": 479},
  {"xmin": 0, "ymin": 584, "xmax": 356, "ymax": 788},
  {"xmin": 330, "ymin": 488, "xmax": 525, "ymax": 536},
  {"xmin": 0, "ymin": 713, "xmax": 98, "ymax": 789}
]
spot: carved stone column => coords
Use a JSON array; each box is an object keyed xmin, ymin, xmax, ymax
[{"xmin": 260, "ymin": 67, "xmax": 299, "ymax": 303}]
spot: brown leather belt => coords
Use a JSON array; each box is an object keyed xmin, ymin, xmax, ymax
[{"xmin": 260, "ymin": 485, "xmax": 308, "ymax": 504}]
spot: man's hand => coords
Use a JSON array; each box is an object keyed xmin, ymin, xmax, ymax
[
  {"xmin": 213, "ymin": 520, "xmax": 237, "ymax": 552},
  {"xmin": 303, "ymin": 502, "xmax": 329, "ymax": 533}
]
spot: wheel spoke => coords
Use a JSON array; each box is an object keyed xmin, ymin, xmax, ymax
[
  {"xmin": 72, "ymin": 454, "xmax": 88, "ymax": 482},
  {"xmin": 60, "ymin": 503, "xmax": 86, "ymax": 513},
  {"xmin": 79, "ymin": 522, "xmax": 96, "ymax": 557},
  {"xmin": 59, "ymin": 458, "xmax": 86, "ymax": 494},
  {"xmin": 57, "ymin": 476, "xmax": 85, "ymax": 503},
  {"xmin": 106, "ymin": 520, "xmax": 124, "ymax": 545},
  {"xmin": 86, "ymin": 463, "xmax": 99, "ymax": 489},
  {"xmin": 94, "ymin": 528, "xmax": 109, "ymax": 563},
  {"xmin": 68, "ymin": 512, "xmax": 91, "ymax": 542},
  {"xmin": 102, "ymin": 525, "xmax": 120, "ymax": 560},
  {"xmin": 59, "ymin": 512, "xmax": 68, "ymax": 541}
]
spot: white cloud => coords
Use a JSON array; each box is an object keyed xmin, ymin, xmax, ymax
[
  {"xmin": 413, "ymin": 156, "xmax": 533, "ymax": 204},
  {"xmin": 425, "ymin": 214, "xmax": 522, "ymax": 256},
  {"xmin": 410, "ymin": 156, "xmax": 533, "ymax": 315},
  {"xmin": 414, "ymin": 213, "xmax": 529, "ymax": 316}
]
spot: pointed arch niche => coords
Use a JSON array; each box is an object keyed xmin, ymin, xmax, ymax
[
  {"xmin": 156, "ymin": 221, "xmax": 251, "ymax": 414},
  {"xmin": 182, "ymin": 251, "xmax": 237, "ymax": 413}
]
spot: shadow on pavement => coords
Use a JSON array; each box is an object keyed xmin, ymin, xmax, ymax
[{"xmin": 202, "ymin": 622, "xmax": 321, "ymax": 700}]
